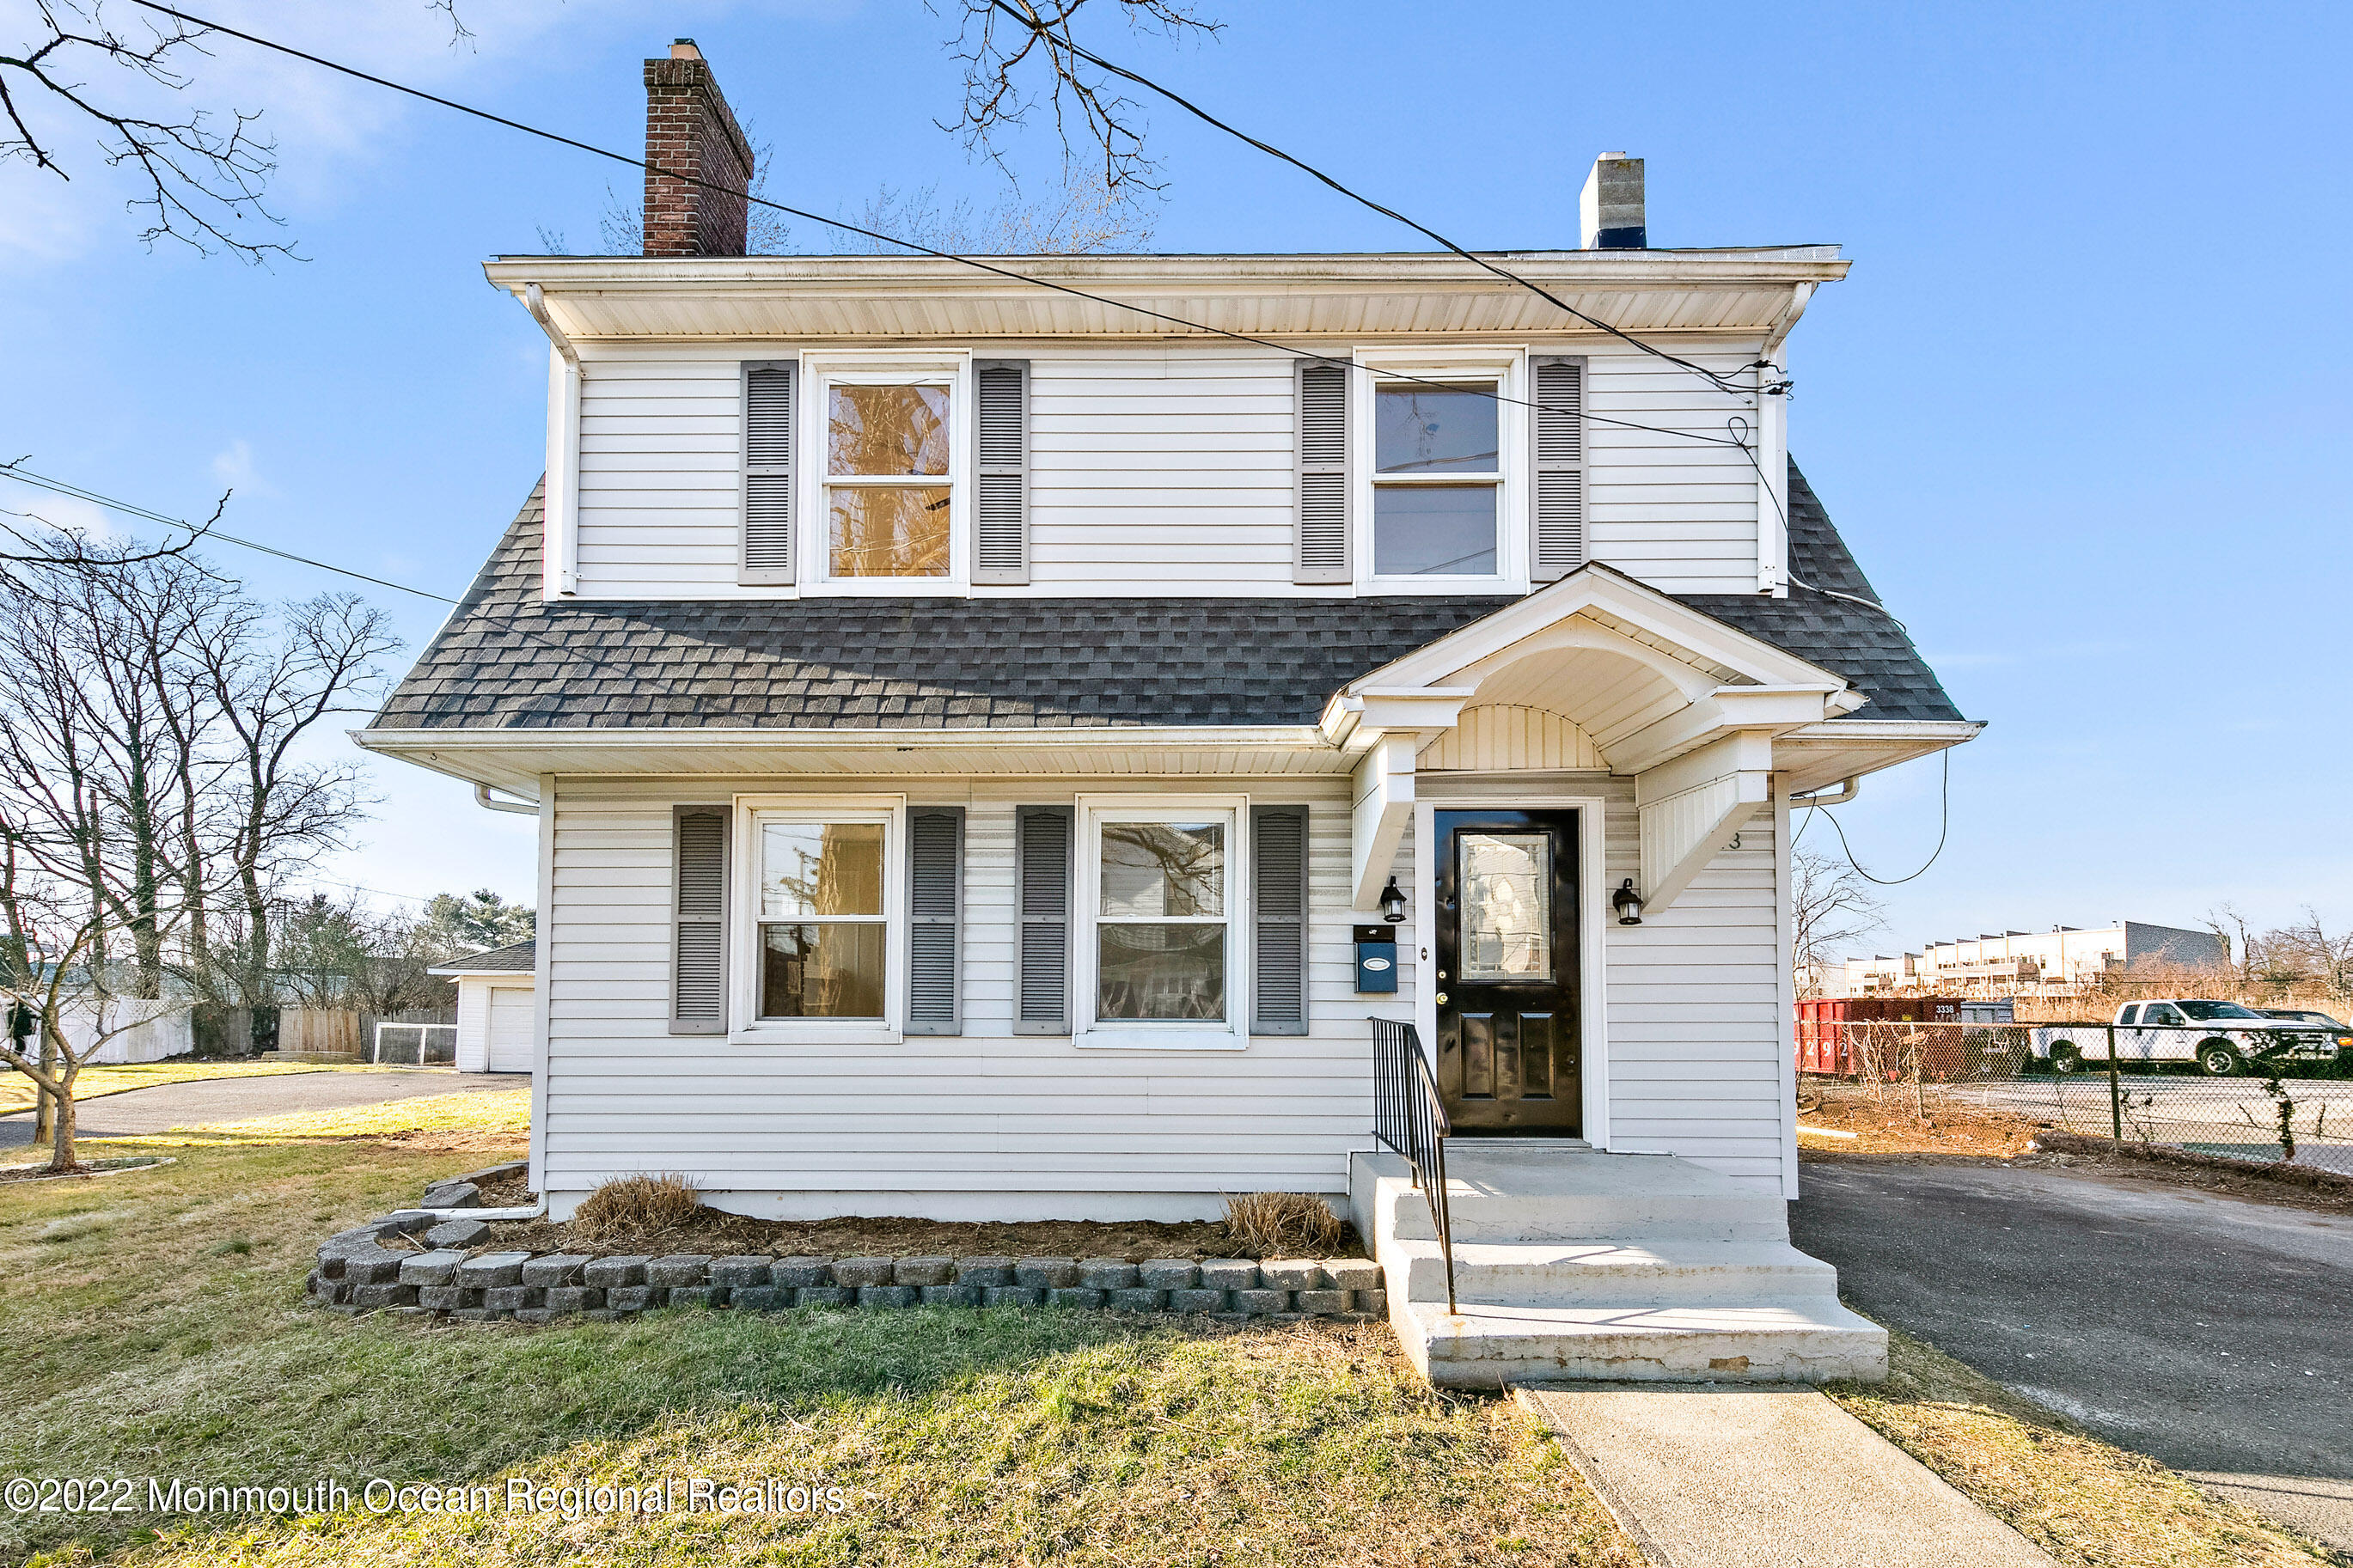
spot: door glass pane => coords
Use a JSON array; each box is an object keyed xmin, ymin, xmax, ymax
[
  {"xmin": 829, "ymin": 486, "xmax": 951, "ymax": 577},
  {"xmin": 761, "ymin": 822, "xmax": 884, "ymax": 918},
  {"xmin": 1099, "ymin": 822, "xmax": 1225, "ymax": 917},
  {"xmin": 1460, "ymin": 833, "xmax": 1551, "ymax": 981},
  {"xmin": 828, "ymin": 384, "xmax": 950, "ymax": 475},
  {"xmin": 1097, "ymin": 924, "xmax": 1226, "ymax": 1021},
  {"xmin": 1376, "ymin": 384, "xmax": 1498, "ymax": 473},
  {"xmin": 761, "ymin": 924, "xmax": 886, "ymax": 1018},
  {"xmin": 1374, "ymin": 484, "xmax": 1498, "ymax": 576}
]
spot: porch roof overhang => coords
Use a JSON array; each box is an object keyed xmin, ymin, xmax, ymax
[{"xmin": 1307, "ymin": 564, "xmax": 1980, "ymax": 912}]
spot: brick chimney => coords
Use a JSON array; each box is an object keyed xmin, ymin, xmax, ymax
[
  {"xmin": 1579, "ymin": 152, "xmax": 1646, "ymax": 249},
  {"xmin": 641, "ymin": 40, "xmax": 754, "ymax": 258}
]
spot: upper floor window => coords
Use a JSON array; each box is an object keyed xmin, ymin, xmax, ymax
[
  {"xmin": 827, "ymin": 381, "xmax": 952, "ymax": 578},
  {"xmin": 1374, "ymin": 381, "xmax": 1501, "ymax": 577}
]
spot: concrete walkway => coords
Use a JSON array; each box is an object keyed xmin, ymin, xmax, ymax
[
  {"xmin": 1792, "ymin": 1159, "xmax": 2353, "ymax": 1551},
  {"xmin": 0, "ymin": 1070, "xmax": 525, "ymax": 1148},
  {"xmin": 1521, "ymin": 1383, "xmax": 2057, "ymax": 1568}
]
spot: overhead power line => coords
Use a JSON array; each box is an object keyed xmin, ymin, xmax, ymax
[
  {"xmin": 0, "ymin": 463, "xmax": 459, "ymax": 603},
  {"xmin": 981, "ymin": 0, "xmax": 1776, "ymax": 399},
  {"xmin": 122, "ymin": 0, "xmax": 1762, "ymax": 451}
]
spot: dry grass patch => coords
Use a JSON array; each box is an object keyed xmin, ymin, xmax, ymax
[
  {"xmin": 1829, "ymin": 1326, "xmax": 2333, "ymax": 1567},
  {"xmin": 160, "ymin": 1088, "xmax": 531, "ymax": 1144},
  {"xmin": 573, "ymin": 1172, "xmax": 705, "ymax": 1239},
  {"xmin": 1221, "ymin": 1191, "xmax": 1348, "ymax": 1255}
]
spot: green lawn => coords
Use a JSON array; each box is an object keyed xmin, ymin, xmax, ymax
[{"xmin": 0, "ymin": 1138, "xmax": 1632, "ymax": 1567}]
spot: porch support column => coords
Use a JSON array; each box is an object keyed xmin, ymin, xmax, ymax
[
  {"xmin": 1351, "ymin": 734, "xmax": 1419, "ymax": 910},
  {"xmin": 1634, "ymin": 732, "xmax": 1774, "ymax": 915}
]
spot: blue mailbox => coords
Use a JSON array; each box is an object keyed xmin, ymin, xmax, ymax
[{"xmin": 1354, "ymin": 924, "xmax": 1398, "ymax": 993}]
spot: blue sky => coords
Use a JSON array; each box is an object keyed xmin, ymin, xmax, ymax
[{"xmin": 4, "ymin": 0, "xmax": 2347, "ymax": 958}]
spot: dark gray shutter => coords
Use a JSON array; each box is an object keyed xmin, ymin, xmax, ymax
[
  {"xmin": 740, "ymin": 361, "xmax": 795, "ymax": 585},
  {"xmin": 906, "ymin": 807, "xmax": 963, "ymax": 1035},
  {"xmin": 1250, "ymin": 805, "xmax": 1310, "ymax": 1035},
  {"xmin": 1014, "ymin": 804, "xmax": 1072, "ymax": 1034},
  {"xmin": 670, "ymin": 805, "xmax": 730, "ymax": 1034},
  {"xmin": 974, "ymin": 359, "xmax": 1030, "ymax": 584},
  {"xmin": 1293, "ymin": 359, "xmax": 1351, "ymax": 583},
  {"xmin": 1531, "ymin": 355, "xmax": 1586, "ymax": 581}
]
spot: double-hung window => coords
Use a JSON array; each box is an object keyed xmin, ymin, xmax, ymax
[
  {"xmin": 1372, "ymin": 380, "xmax": 1503, "ymax": 577},
  {"xmin": 827, "ymin": 381, "xmax": 952, "ymax": 577},
  {"xmin": 798, "ymin": 354, "xmax": 969, "ymax": 591},
  {"xmin": 735, "ymin": 798, "xmax": 904, "ymax": 1040},
  {"xmin": 1077, "ymin": 798, "xmax": 1246, "ymax": 1049}
]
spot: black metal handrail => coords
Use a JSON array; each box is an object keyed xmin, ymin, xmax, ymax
[{"xmin": 1371, "ymin": 1016, "xmax": 1456, "ymax": 1314}]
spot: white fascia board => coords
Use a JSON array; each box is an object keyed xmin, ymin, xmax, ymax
[
  {"xmin": 426, "ymin": 966, "xmax": 534, "ymax": 978},
  {"xmin": 352, "ymin": 723, "xmax": 1343, "ymax": 785},
  {"xmin": 1608, "ymin": 686, "xmax": 1835, "ymax": 776}
]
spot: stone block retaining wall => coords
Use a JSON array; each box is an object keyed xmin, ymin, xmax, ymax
[{"xmin": 310, "ymin": 1213, "xmax": 1388, "ymax": 1325}]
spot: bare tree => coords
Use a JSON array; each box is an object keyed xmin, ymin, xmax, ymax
[
  {"xmin": 935, "ymin": 0, "xmax": 1221, "ymax": 195},
  {"xmin": 2204, "ymin": 903, "xmax": 2258, "ymax": 986},
  {"xmin": 2269, "ymin": 907, "xmax": 2353, "ymax": 995},
  {"xmin": 193, "ymin": 591, "xmax": 396, "ymax": 1003},
  {"xmin": 840, "ymin": 162, "xmax": 1157, "ymax": 254},
  {"xmin": 1791, "ymin": 847, "xmax": 1887, "ymax": 997},
  {"xmin": 2, "ymin": 0, "xmax": 288, "ymax": 259}
]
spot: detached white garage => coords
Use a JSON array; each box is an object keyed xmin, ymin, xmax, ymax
[{"xmin": 428, "ymin": 941, "xmax": 536, "ymax": 1076}]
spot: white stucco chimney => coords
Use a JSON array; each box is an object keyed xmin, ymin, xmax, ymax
[{"xmin": 1580, "ymin": 153, "xmax": 1646, "ymax": 249}]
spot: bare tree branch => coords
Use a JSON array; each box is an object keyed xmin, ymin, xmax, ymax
[
  {"xmin": 2, "ymin": 0, "xmax": 296, "ymax": 259},
  {"xmin": 933, "ymin": 0, "xmax": 1219, "ymax": 196}
]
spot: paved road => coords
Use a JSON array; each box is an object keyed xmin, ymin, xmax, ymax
[
  {"xmin": 0, "ymin": 1070, "xmax": 525, "ymax": 1148},
  {"xmin": 1792, "ymin": 1159, "xmax": 2353, "ymax": 1552}
]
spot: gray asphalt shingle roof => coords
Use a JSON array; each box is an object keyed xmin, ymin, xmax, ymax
[
  {"xmin": 371, "ymin": 460, "xmax": 1961, "ymax": 733},
  {"xmin": 429, "ymin": 941, "xmax": 535, "ymax": 974}
]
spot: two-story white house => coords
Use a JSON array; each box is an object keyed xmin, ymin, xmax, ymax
[{"xmin": 360, "ymin": 43, "xmax": 1976, "ymax": 1382}]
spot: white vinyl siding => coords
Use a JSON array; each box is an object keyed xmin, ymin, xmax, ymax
[
  {"xmin": 535, "ymin": 770, "xmax": 1793, "ymax": 1217},
  {"xmin": 564, "ymin": 342, "xmax": 1767, "ymax": 601}
]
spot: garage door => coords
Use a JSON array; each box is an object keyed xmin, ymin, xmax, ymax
[{"xmin": 486, "ymin": 986, "xmax": 535, "ymax": 1074}]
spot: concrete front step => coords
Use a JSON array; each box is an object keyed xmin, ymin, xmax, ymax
[
  {"xmin": 1393, "ymin": 1237, "xmax": 1838, "ymax": 1307},
  {"xmin": 1405, "ymin": 1298, "xmax": 1890, "ymax": 1387},
  {"xmin": 1384, "ymin": 1144, "xmax": 1789, "ymax": 1244}
]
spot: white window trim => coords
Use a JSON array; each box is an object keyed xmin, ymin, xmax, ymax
[
  {"xmin": 800, "ymin": 350, "xmax": 972, "ymax": 596},
  {"xmin": 729, "ymin": 793, "xmax": 908, "ymax": 1045},
  {"xmin": 1354, "ymin": 345, "xmax": 1529, "ymax": 595},
  {"xmin": 1073, "ymin": 792, "xmax": 1250, "ymax": 1052}
]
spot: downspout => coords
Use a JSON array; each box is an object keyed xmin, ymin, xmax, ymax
[
  {"xmin": 523, "ymin": 283, "xmax": 582, "ymax": 598},
  {"xmin": 1789, "ymin": 776, "xmax": 1861, "ymax": 808},
  {"xmin": 474, "ymin": 783, "xmax": 539, "ymax": 815}
]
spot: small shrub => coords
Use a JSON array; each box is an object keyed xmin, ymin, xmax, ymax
[
  {"xmin": 571, "ymin": 1172, "xmax": 702, "ymax": 1239},
  {"xmin": 1222, "ymin": 1191, "xmax": 1345, "ymax": 1255}
]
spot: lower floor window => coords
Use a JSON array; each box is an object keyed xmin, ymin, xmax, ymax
[
  {"xmin": 1093, "ymin": 815, "xmax": 1233, "ymax": 1025},
  {"xmin": 757, "ymin": 818, "xmax": 887, "ymax": 1020}
]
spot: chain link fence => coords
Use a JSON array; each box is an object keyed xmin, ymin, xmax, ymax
[{"xmin": 1798, "ymin": 1018, "xmax": 2353, "ymax": 1174}]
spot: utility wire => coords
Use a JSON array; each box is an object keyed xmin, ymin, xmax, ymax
[
  {"xmin": 1804, "ymin": 748, "xmax": 1952, "ymax": 887},
  {"xmin": 123, "ymin": 0, "xmax": 1760, "ymax": 454},
  {"xmin": 2, "ymin": 464, "xmax": 460, "ymax": 604},
  {"xmin": 982, "ymin": 0, "xmax": 1775, "ymax": 399}
]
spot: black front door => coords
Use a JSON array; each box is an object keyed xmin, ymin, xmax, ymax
[{"xmin": 1433, "ymin": 808, "xmax": 1581, "ymax": 1135}]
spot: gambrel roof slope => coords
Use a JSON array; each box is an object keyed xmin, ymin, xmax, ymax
[{"xmin": 371, "ymin": 461, "xmax": 1960, "ymax": 734}]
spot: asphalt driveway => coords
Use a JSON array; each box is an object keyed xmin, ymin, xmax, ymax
[
  {"xmin": 1792, "ymin": 1158, "xmax": 2353, "ymax": 1552},
  {"xmin": 0, "ymin": 1070, "xmax": 525, "ymax": 1149}
]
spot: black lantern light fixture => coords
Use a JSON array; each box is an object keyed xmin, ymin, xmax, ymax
[
  {"xmin": 1611, "ymin": 879, "xmax": 1645, "ymax": 925},
  {"xmin": 1378, "ymin": 875, "xmax": 1408, "ymax": 924}
]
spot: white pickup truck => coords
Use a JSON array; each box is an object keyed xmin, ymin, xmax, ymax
[{"xmin": 2032, "ymin": 1000, "xmax": 2351, "ymax": 1077}]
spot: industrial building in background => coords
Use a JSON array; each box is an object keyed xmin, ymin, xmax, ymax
[{"xmin": 1806, "ymin": 920, "xmax": 2228, "ymax": 998}]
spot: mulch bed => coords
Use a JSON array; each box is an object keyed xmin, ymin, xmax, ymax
[
  {"xmin": 470, "ymin": 1166, "xmax": 535, "ymax": 1206},
  {"xmin": 475, "ymin": 1211, "xmax": 1366, "ymax": 1263}
]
